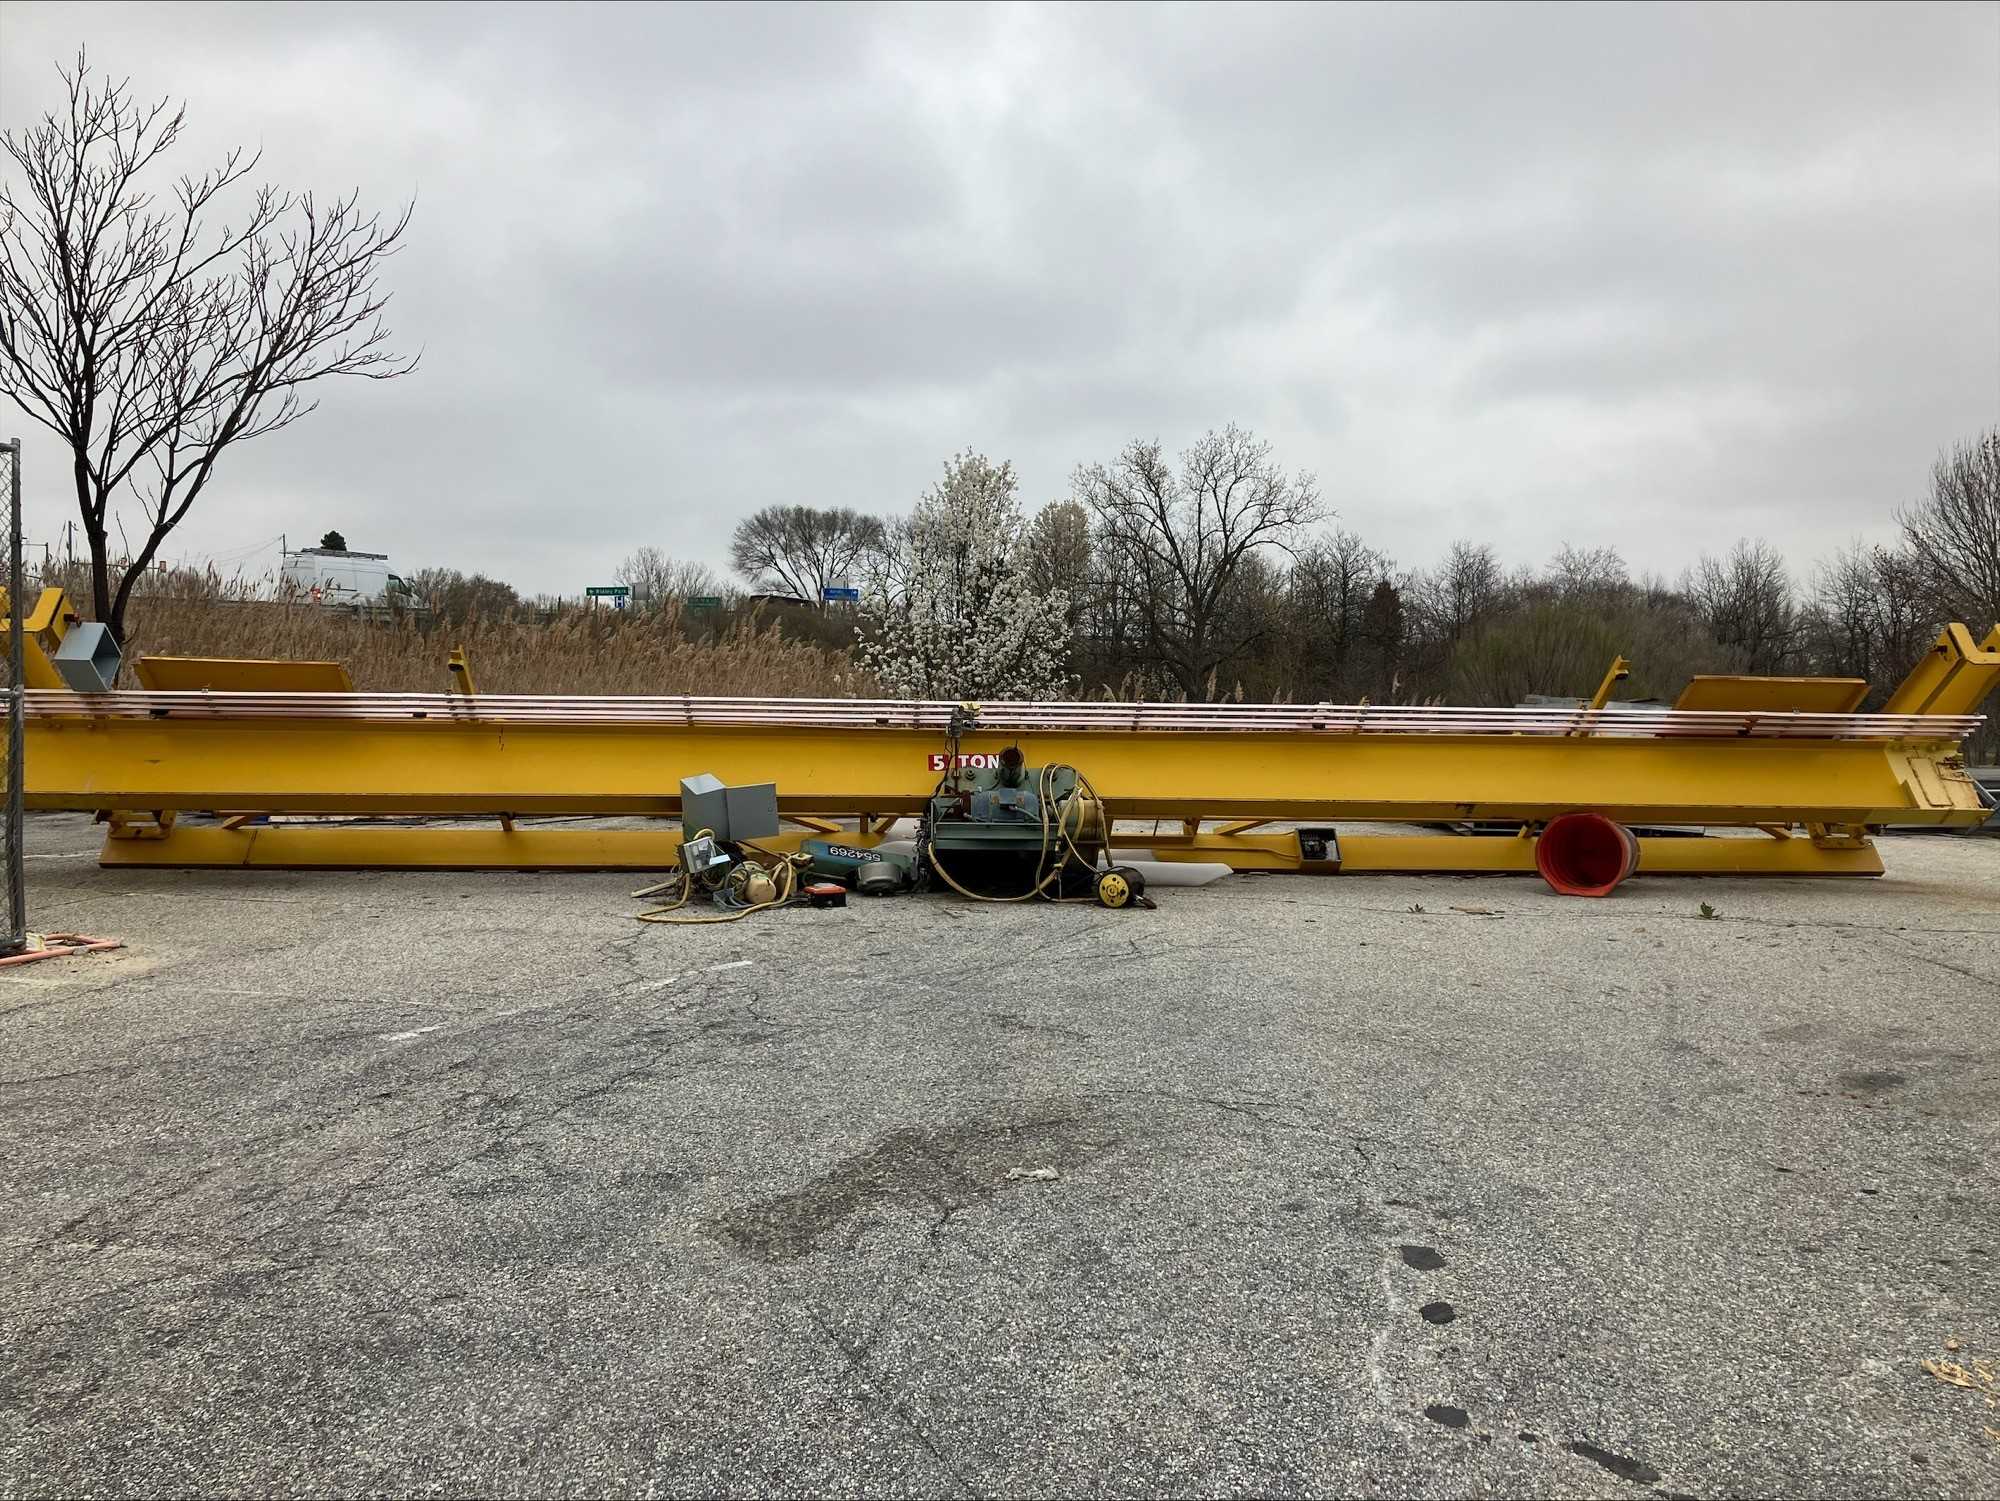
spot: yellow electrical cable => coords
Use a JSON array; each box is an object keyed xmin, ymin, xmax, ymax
[
  {"xmin": 1047, "ymin": 767, "xmax": 1124, "ymax": 904},
  {"xmin": 636, "ymin": 844, "xmax": 812, "ymax": 925},
  {"xmin": 926, "ymin": 762, "xmax": 1105, "ymax": 904},
  {"xmin": 924, "ymin": 760, "xmax": 1056, "ymax": 902},
  {"xmin": 634, "ymin": 874, "xmax": 693, "ymax": 919}
]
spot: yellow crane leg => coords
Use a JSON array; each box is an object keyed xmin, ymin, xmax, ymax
[{"xmin": 1881, "ymin": 624, "xmax": 2000, "ymax": 717}]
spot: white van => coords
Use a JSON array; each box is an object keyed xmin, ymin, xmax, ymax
[{"xmin": 281, "ymin": 547, "xmax": 412, "ymax": 607}]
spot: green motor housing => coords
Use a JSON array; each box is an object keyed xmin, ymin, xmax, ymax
[{"xmin": 800, "ymin": 838, "xmax": 916, "ymax": 895}]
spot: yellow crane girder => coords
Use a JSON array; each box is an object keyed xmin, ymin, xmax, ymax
[
  {"xmin": 8, "ymin": 601, "xmax": 1998, "ymax": 878},
  {"xmin": 19, "ymin": 710, "xmax": 1991, "ymax": 826}
]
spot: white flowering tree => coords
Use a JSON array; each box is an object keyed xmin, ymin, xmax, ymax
[{"xmin": 857, "ymin": 451, "xmax": 1075, "ymax": 700}]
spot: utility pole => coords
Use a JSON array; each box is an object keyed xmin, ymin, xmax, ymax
[{"xmin": 5, "ymin": 438, "xmax": 25, "ymax": 951}]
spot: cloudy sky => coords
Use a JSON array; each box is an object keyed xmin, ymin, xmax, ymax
[{"xmin": 3, "ymin": 1, "xmax": 1996, "ymax": 595}]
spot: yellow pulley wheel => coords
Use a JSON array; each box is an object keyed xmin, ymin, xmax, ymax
[{"xmin": 1095, "ymin": 869, "xmax": 1133, "ymax": 909}]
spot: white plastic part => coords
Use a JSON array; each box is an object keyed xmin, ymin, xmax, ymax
[{"xmin": 1106, "ymin": 856, "xmax": 1232, "ymax": 887}]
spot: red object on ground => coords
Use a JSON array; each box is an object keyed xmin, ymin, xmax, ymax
[
  {"xmin": 1534, "ymin": 813, "xmax": 1640, "ymax": 897},
  {"xmin": 0, "ymin": 934, "xmax": 123, "ymax": 967}
]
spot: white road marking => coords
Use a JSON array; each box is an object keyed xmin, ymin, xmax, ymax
[
  {"xmin": 379, "ymin": 1024, "xmax": 444, "ymax": 1042},
  {"xmin": 1366, "ymin": 1238, "xmax": 1403, "ymax": 1423},
  {"xmin": 707, "ymin": 960, "xmax": 753, "ymax": 972}
]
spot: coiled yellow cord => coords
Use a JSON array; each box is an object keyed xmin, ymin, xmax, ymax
[{"xmin": 635, "ymin": 840, "xmax": 809, "ymax": 925}]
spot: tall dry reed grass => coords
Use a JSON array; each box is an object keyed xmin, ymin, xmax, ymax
[{"xmin": 41, "ymin": 568, "xmax": 875, "ymax": 696}]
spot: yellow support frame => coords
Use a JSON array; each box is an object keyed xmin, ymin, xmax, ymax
[
  {"xmin": 90, "ymin": 824, "xmax": 775, "ymax": 872},
  {"xmin": 1881, "ymin": 623, "xmax": 2000, "ymax": 718},
  {"xmin": 84, "ymin": 821, "xmax": 1894, "ymax": 877},
  {"xmin": 1136, "ymin": 828, "xmax": 1886, "ymax": 877},
  {"xmin": 0, "ymin": 587, "xmax": 81, "ymax": 689},
  {"xmin": 18, "ymin": 621, "xmax": 1998, "ymax": 878}
]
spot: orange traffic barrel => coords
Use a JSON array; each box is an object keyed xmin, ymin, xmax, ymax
[{"xmin": 1535, "ymin": 812, "xmax": 1640, "ymax": 897}]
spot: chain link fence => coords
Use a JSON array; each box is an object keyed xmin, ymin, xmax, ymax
[{"xmin": 3, "ymin": 438, "xmax": 25, "ymax": 954}]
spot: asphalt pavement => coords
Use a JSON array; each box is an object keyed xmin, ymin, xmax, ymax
[{"xmin": 3, "ymin": 813, "xmax": 1997, "ymax": 1497}]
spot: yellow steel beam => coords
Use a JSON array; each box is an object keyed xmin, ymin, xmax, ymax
[
  {"xmin": 98, "ymin": 824, "xmax": 693, "ymax": 871},
  {"xmin": 446, "ymin": 647, "xmax": 478, "ymax": 697},
  {"xmin": 438, "ymin": 647, "xmax": 514, "ymax": 830},
  {"xmin": 0, "ymin": 587, "xmax": 78, "ymax": 689},
  {"xmin": 94, "ymin": 823, "xmax": 844, "ymax": 871},
  {"xmin": 1134, "ymin": 830, "xmax": 1886, "ymax": 877},
  {"xmin": 1134, "ymin": 832, "xmax": 1310, "ymax": 870},
  {"xmin": 133, "ymin": 657, "xmax": 355, "ymax": 692},
  {"xmin": 783, "ymin": 815, "xmax": 845, "ymax": 834},
  {"xmin": 24, "ymin": 714, "xmax": 1991, "ymax": 827},
  {"xmin": 1675, "ymin": 675, "xmax": 1868, "ymax": 713},
  {"xmin": 96, "ymin": 821, "xmax": 1889, "ymax": 877},
  {"xmin": 1881, "ymin": 623, "xmax": 2000, "ymax": 718},
  {"xmin": 1584, "ymin": 655, "xmax": 1629, "ymax": 714}
]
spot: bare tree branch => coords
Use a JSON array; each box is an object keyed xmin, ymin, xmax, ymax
[
  {"xmin": 728, "ymin": 505, "xmax": 884, "ymax": 607},
  {"xmin": 0, "ymin": 51, "xmax": 415, "ymax": 640},
  {"xmin": 1899, "ymin": 430, "xmax": 2000, "ymax": 630},
  {"xmin": 1072, "ymin": 424, "xmax": 1322, "ymax": 698}
]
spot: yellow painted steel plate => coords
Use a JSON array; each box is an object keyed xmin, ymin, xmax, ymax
[
  {"xmin": 1674, "ymin": 676, "xmax": 1868, "ymax": 713},
  {"xmin": 132, "ymin": 657, "xmax": 355, "ymax": 692}
]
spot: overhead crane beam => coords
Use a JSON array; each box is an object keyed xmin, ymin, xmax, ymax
[
  {"xmin": 8, "ymin": 603, "xmax": 1997, "ymax": 879},
  {"xmin": 17, "ymin": 697, "xmax": 1990, "ymax": 826}
]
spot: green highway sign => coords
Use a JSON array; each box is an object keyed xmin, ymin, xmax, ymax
[
  {"xmin": 689, "ymin": 595, "xmax": 723, "ymax": 609},
  {"xmin": 586, "ymin": 585, "xmax": 630, "ymax": 597}
]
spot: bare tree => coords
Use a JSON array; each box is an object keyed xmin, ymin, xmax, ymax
[
  {"xmin": 1547, "ymin": 543, "xmax": 1629, "ymax": 601},
  {"xmin": 1287, "ymin": 528, "xmax": 1392, "ymax": 698},
  {"xmin": 1899, "ymin": 429, "xmax": 2000, "ymax": 629},
  {"xmin": 1073, "ymin": 424, "xmax": 1322, "ymax": 699},
  {"xmin": 407, "ymin": 568, "xmax": 520, "ymax": 626},
  {"xmin": 1410, "ymin": 541, "xmax": 1507, "ymax": 646},
  {"xmin": 0, "ymin": 55, "xmax": 415, "ymax": 642},
  {"xmin": 728, "ymin": 504, "xmax": 884, "ymax": 607},
  {"xmin": 1683, "ymin": 539, "xmax": 1799, "ymax": 673},
  {"xmin": 1805, "ymin": 541, "xmax": 1882, "ymax": 680},
  {"xmin": 616, "ymin": 545, "xmax": 720, "ymax": 610},
  {"xmin": 1802, "ymin": 541, "xmax": 1935, "ymax": 692}
]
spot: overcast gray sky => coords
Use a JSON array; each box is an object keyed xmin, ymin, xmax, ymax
[{"xmin": 3, "ymin": 0, "xmax": 1996, "ymax": 596}]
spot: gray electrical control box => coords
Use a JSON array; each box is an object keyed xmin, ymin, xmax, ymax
[
  {"xmin": 679, "ymin": 773, "xmax": 780, "ymax": 845},
  {"xmin": 52, "ymin": 621, "xmax": 123, "ymax": 694}
]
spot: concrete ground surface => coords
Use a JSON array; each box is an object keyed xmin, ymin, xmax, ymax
[{"xmin": 2, "ymin": 812, "xmax": 1997, "ymax": 1499}]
